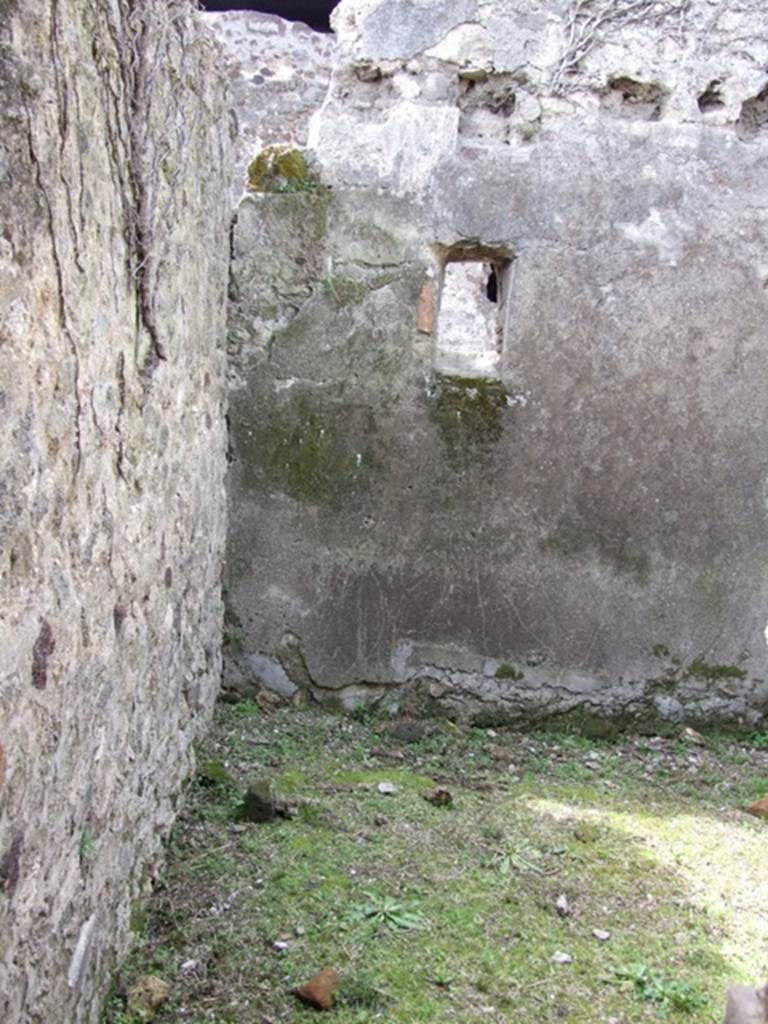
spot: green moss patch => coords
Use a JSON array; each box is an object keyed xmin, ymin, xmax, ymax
[
  {"xmin": 246, "ymin": 145, "xmax": 321, "ymax": 194},
  {"xmin": 249, "ymin": 392, "xmax": 377, "ymax": 508},
  {"xmin": 686, "ymin": 658, "xmax": 747, "ymax": 682},
  {"xmin": 319, "ymin": 274, "xmax": 369, "ymax": 309},
  {"xmin": 646, "ymin": 647, "xmax": 748, "ymax": 687},
  {"xmin": 495, "ymin": 662, "xmax": 525, "ymax": 681},
  {"xmin": 427, "ymin": 374, "xmax": 509, "ymax": 470}
]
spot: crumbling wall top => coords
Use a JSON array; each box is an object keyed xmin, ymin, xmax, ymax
[
  {"xmin": 330, "ymin": 0, "xmax": 767, "ymax": 110},
  {"xmin": 308, "ymin": 0, "xmax": 768, "ymax": 195}
]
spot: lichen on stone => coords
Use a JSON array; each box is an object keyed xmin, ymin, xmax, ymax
[
  {"xmin": 246, "ymin": 145, "xmax": 321, "ymax": 193},
  {"xmin": 320, "ymin": 274, "xmax": 369, "ymax": 309}
]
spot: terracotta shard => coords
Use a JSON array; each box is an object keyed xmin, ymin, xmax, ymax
[
  {"xmin": 293, "ymin": 967, "xmax": 341, "ymax": 1010},
  {"xmin": 416, "ymin": 278, "xmax": 435, "ymax": 334},
  {"xmin": 746, "ymin": 796, "xmax": 768, "ymax": 819}
]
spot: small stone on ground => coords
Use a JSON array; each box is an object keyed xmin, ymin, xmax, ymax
[
  {"xmin": 724, "ymin": 983, "xmax": 768, "ymax": 1024},
  {"xmin": 379, "ymin": 719, "xmax": 429, "ymax": 743},
  {"xmin": 555, "ymin": 893, "xmax": 570, "ymax": 917},
  {"xmin": 423, "ymin": 787, "xmax": 453, "ymax": 806},
  {"xmin": 242, "ymin": 779, "xmax": 292, "ymax": 822},
  {"xmin": 681, "ymin": 726, "xmax": 707, "ymax": 746}
]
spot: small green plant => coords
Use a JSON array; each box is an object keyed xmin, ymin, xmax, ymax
[
  {"xmin": 488, "ymin": 840, "xmax": 545, "ymax": 876},
  {"xmin": 347, "ymin": 892, "xmax": 428, "ymax": 932},
  {"xmin": 296, "ymin": 801, "xmax": 325, "ymax": 827},
  {"xmin": 229, "ymin": 699, "xmax": 261, "ymax": 718},
  {"xmin": 348, "ymin": 702, "xmax": 377, "ymax": 725},
  {"xmin": 276, "ymin": 178, "xmax": 321, "ymax": 194},
  {"xmin": 748, "ymin": 731, "xmax": 768, "ymax": 751},
  {"xmin": 614, "ymin": 963, "xmax": 707, "ymax": 1013},
  {"xmin": 197, "ymin": 759, "xmax": 234, "ymax": 788},
  {"xmin": 102, "ymin": 992, "xmax": 139, "ymax": 1024}
]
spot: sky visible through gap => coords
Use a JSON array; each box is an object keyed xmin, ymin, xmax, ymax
[{"xmin": 199, "ymin": 0, "xmax": 339, "ymax": 31}]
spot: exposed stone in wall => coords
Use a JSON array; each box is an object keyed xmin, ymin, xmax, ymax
[
  {"xmin": 225, "ymin": 0, "xmax": 768, "ymax": 728},
  {"xmin": 0, "ymin": 3, "xmax": 230, "ymax": 1020},
  {"xmin": 311, "ymin": 0, "xmax": 768, "ymax": 192},
  {"xmin": 435, "ymin": 260, "xmax": 504, "ymax": 377},
  {"xmin": 202, "ymin": 11, "xmax": 335, "ymax": 197}
]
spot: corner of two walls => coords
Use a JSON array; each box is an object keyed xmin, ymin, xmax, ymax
[{"xmin": 220, "ymin": 0, "xmax": 768, "ymax": 730}]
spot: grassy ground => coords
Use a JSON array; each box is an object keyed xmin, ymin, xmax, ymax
[{"xmin": 103, "ymin": 705, "xmax": 768, "ymax": 1024}]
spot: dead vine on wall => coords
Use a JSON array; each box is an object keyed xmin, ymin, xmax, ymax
[
  {"xmin": 96, "ymin": 0, "xmax": 212, "ymax": 387},
  {"xmin": 550, "ymin": 0, "xmax": 691, "ymax": 94}
]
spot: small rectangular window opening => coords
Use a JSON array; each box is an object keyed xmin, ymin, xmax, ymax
[{"xmin": 435, "ymin": 247, "xmax": 512, "ymax": 379}]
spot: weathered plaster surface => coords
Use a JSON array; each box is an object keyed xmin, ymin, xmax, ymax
[
  {"xmin": 225, "ymin": 0, "xmax": 768, "ymax": 727},
  {"xmin": 0, "ymin": 3, "xmax": 230, "ymax": 1020}
]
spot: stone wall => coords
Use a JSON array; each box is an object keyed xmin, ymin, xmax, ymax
[
  {"xmin": 0, "ymin": 2, "xmax": 230, "ymax": 1020},
  {"xmin": 226, "ymin": 0, "xmax": 768, "ymax": 728},
  {"xmin": 202, "ymin": 10, "xmax": 334, "ymax": 197}
]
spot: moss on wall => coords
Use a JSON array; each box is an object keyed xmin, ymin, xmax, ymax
[
  {"xmin": 246, "ymin": 145, "xmax": 321, "ymax": 193},
  {"xmin": 686, "ymin": 658, "xmax": 747, "ymax": 682},
  {"xmin": 319, "ymin": 274, "xmax": 369, "ymax": 309},
  {"xmin": 247, "ymin": 391, "xmax": 377, "ymax": 507},
  {"xmin": 648, "ymin": 644, "xmax": 748, "ymax": 685},
  {"xmin": 427, "ymin": 374, "xmax": 509, "ymax": 470},
  {"xmin": 495, "ymin": 662, "xmax": 525, "ymax": 680}
]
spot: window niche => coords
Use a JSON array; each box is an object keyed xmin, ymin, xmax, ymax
[{"xmin": 434, "ymin": 245, "xmax": 512, "ymax": 380}]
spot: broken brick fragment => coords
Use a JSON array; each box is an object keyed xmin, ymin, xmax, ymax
[
  {"xmin": 746, "ymin": 796, "xmax": 768, "ymax": 819},
  {"xmin": 416, "ymin": 278, "xmax": 435, "ymax": 334},
  {"xmin": 293, "ymin": 968, "xmax": 341, "ymax": 1010}
]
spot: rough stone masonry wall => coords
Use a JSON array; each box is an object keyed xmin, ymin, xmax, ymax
[
  {"xmin": 202, "ymin": 10, "xmax": 335, "ymax": 197},
  {"xmin": 226, "ymin": 0, "xmax": 768, "ymax": 729},
  {"xmin": 0, "ymin": 2, "xmax": 230, "ymax": 1021}
]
